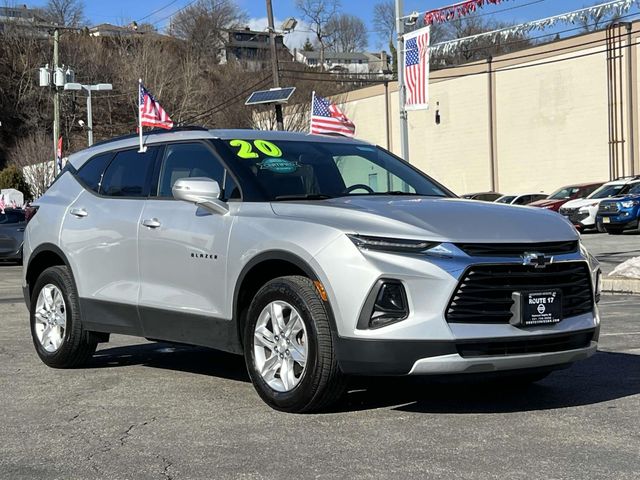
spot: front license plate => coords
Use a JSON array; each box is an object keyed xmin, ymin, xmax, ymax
[
  {"xmin": 603, "ymin": 217, "xmax": 611, "ymax": 223},
  {"xmin": 511, "ymin": 290, "xmax": 562, "ymax": 326}
]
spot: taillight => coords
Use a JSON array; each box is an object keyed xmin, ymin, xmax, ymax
[{"xmin": 24, "ymin": 205, "xmax": 39, "ymax": 223}]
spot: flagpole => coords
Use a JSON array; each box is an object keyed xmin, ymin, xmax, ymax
[
  {"xmin": 138, "ymin": 79, "xmax": 146, "ymax": 153},
  {"xmin": 395, "ymin": 0, "xmax": 410, "ymax": 163},
  {"xmin": 310, "ymin": 91, "xmax": 315, "ymax": 134}
]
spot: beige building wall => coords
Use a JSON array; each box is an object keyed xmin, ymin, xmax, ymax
[{"xmin": 338, "ymin": 26, "xmax": 640, "ymax": 196}]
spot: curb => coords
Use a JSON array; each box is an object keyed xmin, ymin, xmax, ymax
[{"xmin": 602, "ymin": 276, "xmax": 640, "ymax": 295}]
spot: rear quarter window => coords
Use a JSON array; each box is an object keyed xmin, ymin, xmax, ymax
[{"xmin": 76, "ymin": 152, "xmax": 114, "ymax": 193}]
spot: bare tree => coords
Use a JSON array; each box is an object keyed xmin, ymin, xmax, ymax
[
  {"xmin": 373, "ymin": 0, "xmax": 395, "ymax": 50},
  {"xmin": 327, "ymin": 14, "xmax": 367, "ymax": 52},
  {"xmin": 296, "ymin": 0, "xmax": 341, "ymax": 67},
  {"xmin": 168, "ymin": 0, "xmax": 247, "ymax": 62},
  {"xmin": 8, "ymin": 134, "xmax": 54, "ymax": 199},
  {"xmin": 42, "ymin": 0, "xmax": 85, "ymax": 27}
]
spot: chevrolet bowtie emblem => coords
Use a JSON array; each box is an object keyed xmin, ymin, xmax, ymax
[{"xmin": 522, "ymin": 252, "xmax": 553, "ymax": 269}]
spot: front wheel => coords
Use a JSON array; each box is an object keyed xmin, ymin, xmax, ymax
[
  {"xmin": 244, "ymin": 276, "xmax": 346, "ymax": 413},
  {"xmin": 30, "ymin": 266, "xmax": 97, "ymax": 368}
]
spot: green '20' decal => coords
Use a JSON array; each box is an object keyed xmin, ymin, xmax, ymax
[{"xmin": 229, "ymin": 139, "xmax": 282, "ymax": 159}]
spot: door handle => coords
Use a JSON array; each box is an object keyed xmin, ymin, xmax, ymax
[
  {"xmin": 70, "ymin": 208, "xmax": 88, "ymax": 218},
  {"xmin": 142, "ymin": 218, "xmax": 161, "ymax": 229},
  {"xmin": 17, "ymin": 228, "xmax": 25, "ymax": 232}
]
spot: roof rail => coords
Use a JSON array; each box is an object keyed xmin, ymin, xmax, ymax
[{"xmin": 90, "ymin": 125, "xmax": 209, "ymax": 148}]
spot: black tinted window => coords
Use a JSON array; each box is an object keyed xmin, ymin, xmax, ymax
[
  {"xmin": 77, "ymin": 152, "xmax": 113, "ymax": 192},
  {"xmin": 0, "ymin": 210, "xmax": 25, "ymax": 224},
  {"xmin": 158, "ymin": 143, "xmax": 238, "ymax": 199},
  {"xmin": 100, "ymin": 148, "xmax": 157, "ymax": 197}
]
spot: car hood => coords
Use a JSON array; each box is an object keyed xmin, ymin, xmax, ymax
[
  {"xmin": 271, "ymin": 196, "xmax": 578, "ymax": 243},
  {"xmin": 562, "ymin": 197, "xmax": 603, "ymax": 209},
  {"xmin": 602, "ymin": 193, "xmax": 640, "ymax": 203},
  {"xmin": 529, "ymin": 198, "xmax": 567, "ymax": 208}
]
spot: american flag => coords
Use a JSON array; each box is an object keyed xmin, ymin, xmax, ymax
[
  {"xmin": 139, "ymin": 82, "xmax": 173, "ymax": 130},
  {"xmin": 310, "ymin": 93, "xmax": 356, "ymax": 137},
  {"xmin": 404, "ymin": 26, "xmax": 430, "ymax": 110}
]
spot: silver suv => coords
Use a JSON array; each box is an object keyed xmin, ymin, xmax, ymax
[{"xmin": 23, "ymin": 128, "xmax": 602, "ymax": 413}]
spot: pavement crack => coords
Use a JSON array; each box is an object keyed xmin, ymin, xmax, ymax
[
  {"xmin": 159, "ymin": 455, "xmax": 174, "ymax": 480},
  {"xmin": 119, "ymin": 416, "xmax": 157, "ymax": 446}
]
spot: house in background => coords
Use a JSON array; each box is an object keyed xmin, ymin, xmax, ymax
[
  {"xmin": 0, "ymin": 4, "xmax": 50, "ymax": 36},
  {"xmin": 294, "ymin": 50, "xmax": 391, "ymax": 75},
  {"xmin": 220, "ymin": 27, "xmax": 292, "ymax": 70}
]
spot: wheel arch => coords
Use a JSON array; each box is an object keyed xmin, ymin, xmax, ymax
[
  {"xmin": 26, "ymin": 243, "xmax": 73, "ymax": 303},
  {"xmin": 233, "ymin": 250, "xmax": 337, "ymax": 349}
]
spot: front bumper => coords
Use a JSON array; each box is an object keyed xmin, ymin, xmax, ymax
[
  {"xmin": 560, "ymin": 210, "xmax": 595, "ymax": 228},
  {"xmin": 598, "ymin": 213, "xmax": 639, "ymax": 229},
  {"xmin": 336, "ymin": 327, "xmax": 599, "ymax": 375}
]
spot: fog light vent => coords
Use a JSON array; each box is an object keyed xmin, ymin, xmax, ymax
[{"xmin": 369, "ymin": 281, "xmax": 409, "ymax": 329}]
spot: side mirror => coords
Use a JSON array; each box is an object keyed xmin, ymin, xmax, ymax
[{"xmin": 172, "ymin": 177, "xmax": 229, "ymax": 215}]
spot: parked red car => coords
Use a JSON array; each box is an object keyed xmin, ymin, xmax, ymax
[{"xmin": 529, "ymin": 182, "xmax": 604, "ymax": 212}]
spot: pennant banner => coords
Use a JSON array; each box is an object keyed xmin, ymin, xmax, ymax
[
  {"xmin": 424, "ymin": 0, "xmax": 511, "ymax": 26},
  {"xmin": 429, "ymin": 0, "xmax": 636, "ymax": 57}
]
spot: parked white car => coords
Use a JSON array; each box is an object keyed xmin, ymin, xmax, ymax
[
  {"xmin": 495, "ymin": 193, "xmax": 548, "ymax": 206},
  {"xmin": 559, "ymin": 177, "xmax": 640, "ymax": 231}
]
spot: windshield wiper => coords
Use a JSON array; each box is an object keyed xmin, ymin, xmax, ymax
[{"xmin": 274, "ymin": 194, "xmax": 333, "ymax": 201}]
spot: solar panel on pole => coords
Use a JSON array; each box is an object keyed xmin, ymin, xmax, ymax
[{"xmin": 245, "ymin": 87, "xmax": 296, "ymax": 106}]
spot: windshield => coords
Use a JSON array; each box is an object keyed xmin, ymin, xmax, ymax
[
  {"xmin": 628, "ymin": 182, "xmax": 640, "ymax": 195},
  {"xmin": 589, "ymin": 184, "xmax": 627, "ymax": 199},
  {"xmin": 218, "ymin": 138, "xmax": 451, "ymax": 201},
  {"xmin": 496, "ymin": 196, "xmax": 515, "ymax": 204},
  {"xmin": 549, "ymin": 187, "xmax": 580, "ymax": 200}
]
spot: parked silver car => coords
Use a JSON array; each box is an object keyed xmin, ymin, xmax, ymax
[
  {"xmin": 23, "ymin": 128, "xmax": 601, "ymax": 412},
  {"xmin": 0, "ymin": 208, "xmax": 26, "ymax": 264}
]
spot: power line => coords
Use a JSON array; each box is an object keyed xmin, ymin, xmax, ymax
[
  {"xmin": 149, "ymin": 0, "xmax": 199, "ymax": 29},
  {"xmin": 137, "ymin": 0, "xmax": 181, "ymax": 23},
  {"xmin": 402, "ymin": 0, "xmax": 549, "ymax": 23},
  {"xmin": 180, "ymin": 74, "xmax": 273, "ymax": 125}
]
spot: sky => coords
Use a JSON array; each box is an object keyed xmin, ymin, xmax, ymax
[{"xmin": 23, "ymin": 0, "xmax": 640, "ymax": 50}]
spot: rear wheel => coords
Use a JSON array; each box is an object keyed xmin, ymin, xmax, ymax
[
  {"xmin": 30, "ymin": 266, "xmax": 97, "ymax": 368},
  {"xmin": 244, "ymin": 276, "xmax": 346, "ymax": 413}
]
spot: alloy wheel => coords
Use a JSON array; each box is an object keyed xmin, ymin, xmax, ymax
[
  {"xmin": 34, "ymin": 284, "xmax": 67, "ymax": 353},
  {"xmin": 253, "ymin": 300, "xmax": 308, "ymax": 392}
]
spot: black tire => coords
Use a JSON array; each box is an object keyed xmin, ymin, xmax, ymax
[
  {"xmin": 596, "ymin": 221, "xmax": 606, "ymax": 233},
  {"xmin": 30, "ymin": 266, "xmax": 97, "ymax": 368},
  {"xmin": 605, "ymin": 227, "xmax": 625, "ymax": 235},
  {"xmin": 244, "ymin": 276, "xmax": 346, "ymax": 413}
]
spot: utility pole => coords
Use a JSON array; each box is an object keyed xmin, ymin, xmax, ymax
[
  {"xmin": 395, "ymin": 0, "xmax": 410, "ymax": 162},
  {"xmin": 53, "ymin": 28, "xmax": 60, "ymax": 176},
  {"xmin": 266, "ymin": 0, "xmax": 284, "ymax": 130}
]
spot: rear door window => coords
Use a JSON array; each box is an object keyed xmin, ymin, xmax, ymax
[{"xmin": 100, "ymin": 147, "xmax": 159, "ymax": 197}]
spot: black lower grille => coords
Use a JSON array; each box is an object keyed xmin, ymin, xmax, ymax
[
  {"xmin": 456, "ymin": 330, "xmax": 595, "ymax": 357},
  {"xmin": 446, "ymin": 262, "xmax": 593, "ymax": 324},
  {"xmin": 456, "ymin": 241, "xmax": 578, "ymax": 257}
]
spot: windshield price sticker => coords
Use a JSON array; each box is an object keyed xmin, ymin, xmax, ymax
[{"xmin": 229, "ymin": 139, "xmax": 282, "ymax": 159}]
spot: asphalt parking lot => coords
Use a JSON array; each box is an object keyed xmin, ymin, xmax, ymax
[
  {"xmin": 0, "ymin": 264, "xmax": 638, "ymax": 480},
  {"xmin": 580, "ymin": 229, "xmax": 640, "ymax": 275}
]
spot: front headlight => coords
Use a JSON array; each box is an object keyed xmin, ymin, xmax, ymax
[
  {"xmin": 579, "ymin": 203, "xmax": 598, "ymax": 212},
  {"xmin": 348, "ymin": 234, "xmax": 440, "ymax": 253},
  {"xmin": 620, "ymin": 200, "xmax": 639, "ymax": 208}
]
